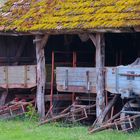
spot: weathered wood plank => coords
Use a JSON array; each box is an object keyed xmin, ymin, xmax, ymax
[
  {"xmin": 57, "ymin": 85, "xmax": 96, "ymax": 93},
  {"xmin": 35, "ymin": 34, "xmax": 48, "ymax": 120},
  {"xmin": 56, "ymin": 67, "xmax": 96, "ymax": 93},
  {"xmin": 45, "ymin": 94, "xmax": 72, "ymax": 101},
  {"xmin": 95, "ymin": 34, "xmax": 105, "ymax": 118},
  {"xmin": 0, "ymin": 65, "xmax": 36, "ymax": 88}
]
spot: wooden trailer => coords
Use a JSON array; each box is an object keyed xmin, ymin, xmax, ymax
[
  {"xmin": 106, "ymin": 65, "xmax": 140, "ymax": 98},
  {"xmin": 56, "ymin": 64, "xmax": 140, "ymax": 99},
  {"xmin": 0, "ymin": 65, "xmax": 36, "ymax": 119},
  {"xmin": 0, "ymin": 65, "xmax": 36, "ymax": 89}
]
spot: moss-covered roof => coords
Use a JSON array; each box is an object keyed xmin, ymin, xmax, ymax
[
  {"xmin": 0, "ymin": 0, "xmax": 7, "ymax": 7},
  {"xmin": 0, "ymin": 0, "xmax": 140, "ymax": 32}
]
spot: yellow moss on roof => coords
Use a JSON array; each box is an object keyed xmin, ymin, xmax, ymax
[{"xmin": 0, "ymin": 0, "xmax": 140, "ymax": 32}]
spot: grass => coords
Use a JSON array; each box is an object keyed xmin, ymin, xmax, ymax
[{"xmin": 0, "ymin": 120, "xmax": 140, "ymax": 140}]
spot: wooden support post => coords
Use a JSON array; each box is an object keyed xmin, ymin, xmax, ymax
[
  {"xmin": 72, "ymin": 51, "xmax": 77, "ymax": 103},
  {"xmin": 89, "ymin": 34, "xmax": 105, "ymax": 119},
  {"xmin": 35, "ymin": 34, "xmax": 49, "ymax": 120},
  {"xmin": 50, "ymin": 51, "xmax": 54, "ymax": 114}
]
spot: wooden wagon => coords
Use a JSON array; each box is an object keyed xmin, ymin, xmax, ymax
[
  {"xmin": 106, "ymin": 65, "xmax": 140, "ymax": 98},
  {"xmin": 0, "ymin": 65, "xmax": 36, "ymax": 89},
  {"xmin": 56, "ymin": 65, "xmax": 140, "ymax": 98}
]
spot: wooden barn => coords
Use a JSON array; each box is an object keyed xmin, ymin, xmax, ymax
[{"xmin": 0, "ymin": 0, "xmax": 140, "ymax": 126}]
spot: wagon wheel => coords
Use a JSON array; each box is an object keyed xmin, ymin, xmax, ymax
[{"xmin": 120, "ymin": 100, "xmax": 140, "ymax": 132}]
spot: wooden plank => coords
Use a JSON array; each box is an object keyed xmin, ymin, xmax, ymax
[
  {"xmin": 50, "ymin": 51, "xmax": 54, "ymax": 112},
  {"xmin": 26, "ymin": 65, "xmax": 37, "ymax": 87},
  {"xmin": 0, "ymin": 65, "xmax": 36, "ymax": 88},
  {"xmin": 0, "ymin": 66, "xmax": 5, "ymax": 85},
  {"xmin": 56, "ymin": 67, "xmax": 96, "ymax": 93},
  {"xmin": 0, "ymin": 57, "xmax": 35, "ymax": 63},
  {"xmin": 8, "ymin": 66, "xmax": 25, "ymax": 85},
  {"xmin": 45, "ymin": 94, "xmax": 72, "ymax": 101},
  {"xmin": 35, "ymin": 34, "xmax": 48, "ymax": 120},
  {"xmin": 57, "ymin": 85, "xmax": 96, "ymax": 93},
  {"xmin": 105, "ymin": 67, "xmax": 117, "ymax": 93}
]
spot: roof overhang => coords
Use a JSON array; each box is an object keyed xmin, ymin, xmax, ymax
[{"xmin": 0, "ymin": 27, "xmax": 140, "ymax": 36}]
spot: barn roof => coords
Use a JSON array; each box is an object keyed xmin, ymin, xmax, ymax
[{"xmin": 0, "ymin": 0, "xmax": 140, "ymax": 33}]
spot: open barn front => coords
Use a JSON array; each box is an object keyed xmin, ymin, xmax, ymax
[
  {"xmin": 0, "ymin": 32, "xmax": 140, "ymax": 124},
  {"xmin": 0, "ymin": 35, "xmax": 36, "ymax": 119},
  {"xmin": 105, "ymin": 33, "xmax": 140, "ymax": 66},
  {"xmin": 1, "ymin": 0, "xmax": 140, "ymax": 135},
  {"xmin": 43, "ymin": 33, "xmax": 140, "ymax": 125},
  {"xmin": 44, "ymin": 35, "xmax": 96, "ymax": 124}
]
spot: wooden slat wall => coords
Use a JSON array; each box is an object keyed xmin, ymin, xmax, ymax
[{"xmin": 0, "ymin": 36, "xmax": 35, "ymax": 65}]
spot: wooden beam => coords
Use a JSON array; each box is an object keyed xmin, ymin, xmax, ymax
[
  {"xmin": 45, "ymin": 94, "xmax": 72, "ymax": 101},
  {"xmin": 50, "ymin": 51, "xmax": 54, "ymax": 114},
  {"xmin": 0, "ymin": 27, "xmax": 139, "ymax": 36},
  {"xmin": 93, "ymin": 95, "xmax": 119, "ymax": 127},
  {"xmin": 89, "ymin": 33, "xmax": 105, "ymax": 120},
  {"xmin": 40, "ymin": 34, "xmax": 49, "ymax": 49},
  {"xmin": 89, "ymin": 34, "xmax": 97, "ymax": 47},
  {"xmin": 35, "ymin": 34, "xmax": 49, "ymax": 120},
  {"xmin": 100, "ymin": 95, "xmax": 119, "ymax": 122},
  {"xmin": 95, "ymin": 33, "xmax": 105, "ymax": 118}
]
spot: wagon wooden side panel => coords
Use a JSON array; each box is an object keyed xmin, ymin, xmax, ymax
[
  {"xmin": 0, "ymin": 65, "xmax": 36, "ymax": 89},
  {"xmin": 105, "ymin": 65, "xmax": 140, "ymax": 98},
  {"xmin": 56, "ymin": 67, "xmax": 96, "ymax": 93}
]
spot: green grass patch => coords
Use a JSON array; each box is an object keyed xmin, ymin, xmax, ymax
[{"xmin": 0, "ymin": 120, "xmax": 140, "ymax": 140}]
